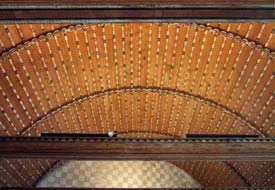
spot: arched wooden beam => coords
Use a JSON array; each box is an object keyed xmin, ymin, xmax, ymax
[
  {"xmin": 19, "ymin": 87, "xmax": 265, "ymax": 137},
  {"xmin": 0, "ymin": 23, "xmax": 274, "ymax": 59},
  {"xmin": 33, "ymin": 160, "xmax": 65, "ymax": 188},
  {"xmin": 223, "ymin": 161, "xmax": 251, "ymax": 187}
]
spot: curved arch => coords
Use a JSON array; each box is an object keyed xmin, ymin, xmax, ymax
[
  {"xmin": 0, "ymin": 23, "xmax": 274, "ymax": 62},
  {"xmin": 201, "ymin": 23, "xmax": 275, "ymax": 53},
  {"xmin": 0, "ymin": 24, "xmax": 77, "ymax": 57},
  {"xmin": 19, "ymin": 132, "xmax": 189, "ymax": 187},
  {"xmin": 0, "ymin": 22, "xmax": 272, "ymax": 138},
  {"xmin": 34, "ymin": 160, "xmax": 64, "ymax": 187},
  {"xmin": 0, "ymin": 22, "xmax": 273, "ymax": 189},
  {"xmin": 223, "ymin": 161, "xmax": 250, "ymax": 187},
  {"xmin": 33, "ymin": 130, "xmax": 251, "ymax": 188},
  {"xmin": 20, "ymin": 86, "xmax": 265, "ymax": 136},
  {"xmin": 196, "ymin": 24, "xmax": 275, "ymax": 57},
  {"xmin": 172, "ymin": 160, "xmax": 250, "ymax": 187}
]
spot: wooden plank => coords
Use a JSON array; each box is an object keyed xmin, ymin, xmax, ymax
[
  {"xmin": 0, "ymin": 1, "xmax": 273, "ymax": 22},
  {"xmin": 0, "ymin": 0, "xmax": 273, "ymax": 8},
  {"xmin": 0, "ymin": 9, "xmax": 273, "ymax": 21},
  {"xmin": 0, "ymin": 137, "xmax": 274, "ymax": 161}
]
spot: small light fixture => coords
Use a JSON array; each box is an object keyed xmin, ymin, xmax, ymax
[{"xmin": 108, "ymin": 131, "xmax": 117, "ymax": 137}]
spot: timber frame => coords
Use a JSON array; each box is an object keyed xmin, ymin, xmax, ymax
[
  {"xmin": 1, "ymin": 137, "xmax": 274, "ymax": 161},
  {"xmin": 1, "ymin": 188, "xmax": 275, "ymax": 190},
  {"xmin": 0, "ymin": 0, "xmax": 274, "ymax": 22},
  {"xmin": 2, "ymin": 187, "xmax": 272, "ymax": 190}
]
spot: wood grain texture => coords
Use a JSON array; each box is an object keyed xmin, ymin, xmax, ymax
[
  {"xmin": 0, "ymin": 9, "xmax": 273, "ymax": 21},
  {"xmin": 173, "ymin": 161, "xmax": 275, "ymax": 187},
  {"xmin": 0, "ymin": 0, "xmax": 273, "ymax": 6},
  {"xmin": 0, "ymin": 23, "xmax": 274, "ymax": 187},
  {"xmin": 1, "ymin": 137, "xmax": 274, "ymax": 161},
  {"xmin": 0, "ymin": 1, "xmax": 273, "ymax": 21},
  {"xmin": 0, "ymin": 23, "xmax": 274, "ymax": 137}
]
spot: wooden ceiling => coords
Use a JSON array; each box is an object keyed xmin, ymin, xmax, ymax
[{"xmin": 0, "ymin": 22, "xmax": 274, "ymax": 187}]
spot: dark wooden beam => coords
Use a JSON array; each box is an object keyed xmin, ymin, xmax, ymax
[
  {"xmin": 0, "ymin": 188, "xmax": 273, "ymax": 190},
  {"xmin": 0, "ymin": 0, "xmax": 273, "ymax": 22},
  {"xmin": 0, "ymin": 137, "xmax": 274, "ymax": 161},
  {"xmin": 1, "ymin": 187, "xmax": 272, "ymax": 190},
  {"xmin": 0, "ymin": 9, "xmax": 273, "ymax": 20},
  {"xmin": 0, "ymin": 0, "xmax": 273, "ymax": 7}
]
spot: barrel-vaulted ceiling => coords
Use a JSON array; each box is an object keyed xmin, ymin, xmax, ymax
[{"xmin": 0, "ymin": 23, "xmax": 274, "ymax": 187}]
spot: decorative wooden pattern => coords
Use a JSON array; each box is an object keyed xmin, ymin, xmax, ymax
[
  {"xmin": 0, "ymin": 23, "xmax": 274, "ymax": 137},
  {"xmin": 0, "ymin": 24, "xmax": 71, "ymax": 55},
  {"xmin": 207, "ymin": 23, "xmax": 275, "ymax": 50},
  {"xmin": 0, "ymin": 160, "xmax": 57, "ymax": 187},
  {"xmin": 173, "ymin": 161, "xmax": 275, "ymax": 187},
  {"xmin": 1, "ymin": 137, "xmax": 274, "ymax": 161},
  {"xmin": 0, "ymin": 23, "xmax": 274, "ymax": 187}
]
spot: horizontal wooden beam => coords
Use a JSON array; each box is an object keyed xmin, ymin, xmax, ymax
[
  {"xmin": 0, "ymin": 188, "xmax": 273, "ymax": 190},
  {"xmin": 0, "ymin": 137, "xmax": 274, "ymax": 161},
  {"xmin": 0, "ymin": 8, "xmax": 273, "ymax": 21},
  {"xmin": 1, "ymin": 187, "xmax": 272, "ymax": 190},
  {"xmin": 0, "ymin": 0, "xmax": 273, "ymax": 22},
  {"xmin": 0, "ymin": 0, "xmax": 273, "ymax": 7}
]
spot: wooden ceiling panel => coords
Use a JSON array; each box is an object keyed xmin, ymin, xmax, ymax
[
  {"xmin": 1, "ymin": 23, "xmax": 273, "ymax": 137},
  {"xmin": 0, "ymin": 23, "xmax": 274, "ymax": 187},
  {"xmin": 172, "ymin": 161, "xmax": 247, "ymax": 187},
  {"xmin": 207, "ymin": 23, "xmax": 275, "ymax": 50},
  {"xmin": 15, "ymin": 91, "xmax": 258, "ymax": 136},
  {"xmin": 0, "ymin": 160, "xmax": 57, "ymax": 187},
  {"xmin": 0, "ymin": 24, "xmax": 70, "ymax": 54},
  {"xmin": 173, "ymin": 161, "xmax": 275, "ymax": 187},
  {"xmin": 227, "ymin": 161, "xmax": 275, "ymax": 187}
]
